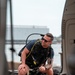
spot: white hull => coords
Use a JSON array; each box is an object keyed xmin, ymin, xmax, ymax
[{"xmin": 61, "ymin": 0, "xmax": 75, "ymax": 75}]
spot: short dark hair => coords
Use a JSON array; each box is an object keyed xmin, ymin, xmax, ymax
[{"xmin": 45, "ymin": 33, "xmax": 54, "ymax": 41}]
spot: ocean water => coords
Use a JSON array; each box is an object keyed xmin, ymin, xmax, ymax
[{"xmin": 5, "ymin": 43, "xmax": 62, "ymax": 67}]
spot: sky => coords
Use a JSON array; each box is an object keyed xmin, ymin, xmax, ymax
[{"xmin": 7, "ymin": 0, "xmax": 66, "ymax": 37}]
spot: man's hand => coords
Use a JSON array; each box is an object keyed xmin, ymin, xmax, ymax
[
  {"xmin": 39, "ymin": 66, "xmax": 45, "ymax": 72},
  {"xmin": 18, "ymin": 64, "xmax": 29, "ymax": 75}
]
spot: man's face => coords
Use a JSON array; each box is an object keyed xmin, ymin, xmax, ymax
[{"xmin": 41, "ymin": 35, "xmax": 52, "ymax": 48}]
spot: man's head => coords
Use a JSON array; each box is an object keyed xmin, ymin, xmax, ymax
[{"xmin": 41, "ymin": 33, "xmax": 54, "ymax": 48}]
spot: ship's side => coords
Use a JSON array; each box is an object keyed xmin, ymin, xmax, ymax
[{"xmin": 61, "ymin": 0, "xmax": 75, "ymax": 75}]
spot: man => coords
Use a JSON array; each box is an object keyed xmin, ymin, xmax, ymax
[{"xmin": 18, "ymin": 33, "xmax": 54, "ymax": 75}]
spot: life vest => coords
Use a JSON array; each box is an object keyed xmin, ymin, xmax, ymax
[{"xmin": 26, "ymin": 40, "xmax": 51, "ymax": 69}]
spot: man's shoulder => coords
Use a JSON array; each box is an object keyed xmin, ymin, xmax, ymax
[
  {"xmin": 26, "ymin": 39, "xmax": 40, "ymax": 50},
  {"xmin": 26, "ymin": 40, "xmax": 36, "ymax": 47},
  {"xmin": 49, "ymin": 46, "xmax": 54, "ymax": 53},
  {"xmin": 28, "ymin": 39, "xmax": 40, "ymax": 45}
]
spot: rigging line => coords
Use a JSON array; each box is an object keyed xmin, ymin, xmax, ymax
[{"xmin": 9, "ymin": 0, "xmax": 15, "ymax": 74}]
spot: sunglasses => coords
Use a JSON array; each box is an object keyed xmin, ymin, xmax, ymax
[{"xmin": 41, "ymin": 37, "xmax": 50, "ymax": 42}]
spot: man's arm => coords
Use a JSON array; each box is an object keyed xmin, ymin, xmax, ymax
[
  {"xmin": 21, "ymin": 47, "xmax": 29, "ymax": 64},
  {"xmin": 18, "ymin": 48, "xmax": 30, "ymax": 75}
]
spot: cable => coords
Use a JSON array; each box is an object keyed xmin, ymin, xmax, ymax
[{"xmin": 25, "ymin": 33, "xmax": 44, "ymax": 45}]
